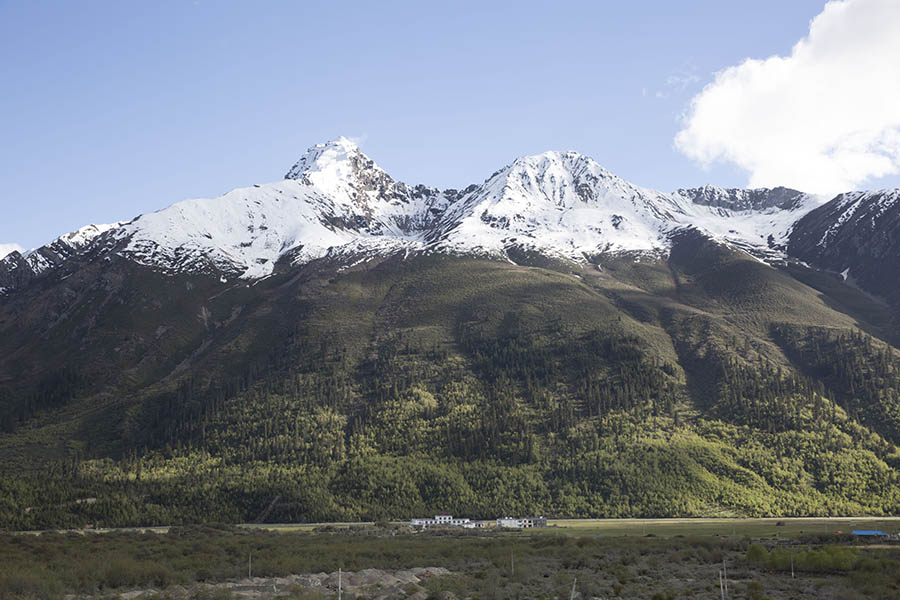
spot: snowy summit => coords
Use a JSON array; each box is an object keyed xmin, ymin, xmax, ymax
[{"xmin": 4, "ymin": 138, "xmax": 833, "ymax": 282}]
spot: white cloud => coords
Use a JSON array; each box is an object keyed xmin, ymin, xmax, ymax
[
  {"xmin": 0, "ymin": 243, "xmax": 24, "ymax": 259},
  {"xmin": 675, "ymin": 0, "xmax": 900, "ymax": 196}
]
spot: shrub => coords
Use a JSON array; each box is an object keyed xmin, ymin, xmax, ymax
[{"xmin": 746, "ymin": 544, "xmax": 767, "ymax": 564}]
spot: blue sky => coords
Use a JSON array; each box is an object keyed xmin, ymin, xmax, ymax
[{"xmin": 2, "ymin": 0, "xmax": 897, "ymax": 250}]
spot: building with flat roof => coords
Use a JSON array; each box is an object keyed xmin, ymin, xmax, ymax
[
  {"xmin": 410, "ymin": 515, "xmax": 472, "ymax": 528},
  {"xmin": 496, "ymin": 516, "xmax": 547, "ymax": 529}
]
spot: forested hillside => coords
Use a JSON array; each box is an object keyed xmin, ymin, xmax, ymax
[{"xmin": 1, "ymin": 235, "xmax": 899, "ymax": 528}]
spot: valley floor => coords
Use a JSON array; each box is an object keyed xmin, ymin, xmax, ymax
[
  {"xmin": 18, "ymin": 516, "xmax": 900, "ymax": 538},
  {"xmin": 3, "ymin": 521, "xmax": 899, "ymax": 599}
]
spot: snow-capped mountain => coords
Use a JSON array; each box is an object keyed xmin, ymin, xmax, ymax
[
  {"xmin": 7, "ymin": 139, "xmax": 900, "ymax": 537},
  {"xmin": 4, "ymin": 136, "xmax": 890, "ymax": 293},
  {"xmin": 431, "ymin": 151, "xmax": 688, "ymax": 259},
  {"xmin": 103, "ymin": 137, "xmax": 829, "ymax": 279},
  {"xmin": 113, "ymin": 138, "xmax": 464, "ymax": 279},
  {"xmin": 432, "ymin": 155, "xmax": 823, "ymax": 262},
  {"xmin": 0, "ymin": 222, "xmax": 122, "ymax": 293},
  {"xmin": 25, "ymin": 222, "xmax": 123, "ymax": 275},
  {"xmin": 674, "ymin": 186, "xmax": 824, "ymax": 258}
]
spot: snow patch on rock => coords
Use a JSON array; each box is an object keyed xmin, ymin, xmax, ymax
[{"xmin": 0, "ymin": 243, "xmax": 23, "ymax": 260}]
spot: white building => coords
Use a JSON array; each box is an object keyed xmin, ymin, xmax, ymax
[
  {"xmin": 496, "ymin": 516, "xmax": 547, "ymax": 529},
  {"xmin": 410, "ymin": 514, "xmax": 472, "ymax": 528}
]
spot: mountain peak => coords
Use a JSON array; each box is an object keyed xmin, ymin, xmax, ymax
[
  {"xmin": 508, "ymin": 149, "xmax": 599, "ymax": 171},
  {"xmin": 284, "ymin": 137, "xmax": 362, "ymax": 180},
  {"xmin": 283, "ymin": 137, "xmax": 396, "ymax": 201},
  {"xmin": 499, "ymin": 151, "xmax": 634, "ymax": 194},
  {"xmin": 55, "ymin": 222, "xmax": 123, "ymax": 250}
]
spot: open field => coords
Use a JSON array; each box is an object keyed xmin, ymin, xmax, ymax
[
  {"xmin": 247, "ymin": 517, "xmax": 900, "ymax": 539},
  {"xmin": 547, "ymin": 517, "xmax": 900, "ymax": 539},
  {"xmin": 2, "ymin": 523, "xmax": 900, "ymax": 599},
  {"xmin": 17, "ymin": 517, "xmax": 900, "ymax": 539}
]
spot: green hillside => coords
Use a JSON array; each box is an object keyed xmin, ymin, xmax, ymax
[{"xmin": 1, "ymin": 237, "xmax": 899, "ymax": 529}]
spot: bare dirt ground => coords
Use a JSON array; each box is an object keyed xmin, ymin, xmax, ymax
[{"xmin": 65, "ymin": 567, "xmax": 452, "ymax": 600}]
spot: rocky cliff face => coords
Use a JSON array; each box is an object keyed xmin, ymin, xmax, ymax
[
  {"xmin": 0, "ymin": 223, "xmax": 120, "ymax": 294},
  {"xmin": 788, "ymin": 189, "xmax": 900, "ymax": 302},
  {"xmin": 676, "ymin": 185, "xmax": 808, "ymax": 212}
]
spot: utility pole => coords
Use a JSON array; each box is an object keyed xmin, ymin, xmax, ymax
[
  {"xmin": 791, "ymin": 553, "xmax": 795, "ymax": 579},
  {"xmin": 719, "ymin": 570, "xmax": 725, "ymax": 600},
  {"xmin": 338, "ymin": 567, "xmax": 342, "ymax": 600},
  {"xmin": 569, "ymin": 577, "xmax": 577, "ymax": 600},
  {"xmin": 723, "ymin": 559, "xmax": 728, "ymax": 597}
]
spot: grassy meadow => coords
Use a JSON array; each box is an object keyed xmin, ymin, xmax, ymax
[
  {"xmin": 547, "ymin": 517, "xmax": 900, "ymax": 538},
  {"xmin": 245, "ymin": 517, "xmax": 900, "ymax": 539},
  {"xmin": 3, "ymin": 521, "xmax": 899, "ymax": 599}
]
